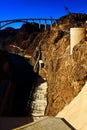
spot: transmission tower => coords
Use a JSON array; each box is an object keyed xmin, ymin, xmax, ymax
[{"xmin": 64, "ymin": 6, "xmax": 71, "ymax": 14}]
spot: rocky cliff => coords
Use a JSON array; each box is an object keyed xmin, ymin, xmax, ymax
[
  {"xmin": 0, "ymin": 13, "xmax": 87, "ymax": 117},
  {"xmin": 31, "ymin": 13, "xmax": 87, "ymax": 116}
]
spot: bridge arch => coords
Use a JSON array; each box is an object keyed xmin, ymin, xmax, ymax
[{"xmin": 0, "ymin": 18, "xmax": 57, "ymax": 30}]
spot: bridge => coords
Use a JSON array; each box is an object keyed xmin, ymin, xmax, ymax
[{"xmin": 0, "ymin": 18, "xmax": 57, "ymax": 30}]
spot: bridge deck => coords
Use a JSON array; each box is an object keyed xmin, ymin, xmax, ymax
[{"xmin": 0, "ymin": 18, "xmax": 57, "ymax": 29}]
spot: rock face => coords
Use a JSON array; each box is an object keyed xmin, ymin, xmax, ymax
[
  {"xmin": 39, "ymin": 14, "xmax": 87, "ymax": 116},
  {"xmin": 42, "ymin": 36, "xmax": 87, "ymax": 116},
  {"xmin": 0, "ymin": 13, "xmax": 87, "ymax": 118},
  {"xmin": 41, "ymin": 35, "xmax": 86, "ymax": 116}
]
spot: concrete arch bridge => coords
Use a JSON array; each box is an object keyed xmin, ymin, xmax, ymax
[{"xmin": 0, "ymin": 18, "xmax": 57, "ymax": 30}]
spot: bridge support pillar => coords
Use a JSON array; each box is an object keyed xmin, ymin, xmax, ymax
[
  {"xmin": 44, "ymin": 19, "xmax": 46, "ymax": 30},
  {"xmin": 32, "ymin": 19, "xmax": 34, "ymax": 24},
  {"xmin": 39, "ymin": 19, "xmax": 41, "ymax": 29},
  {"xmin": 0, "ymin": 22, "xmax": 1, "ymax": 30},
  {"xmin": 50, "ymin": 20, "xmax": 53, "ymax": 30}
]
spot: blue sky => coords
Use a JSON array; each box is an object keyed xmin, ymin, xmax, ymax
[{"xmin": 0, "ymin": 0, "xmax": 87, "ymax": 28}]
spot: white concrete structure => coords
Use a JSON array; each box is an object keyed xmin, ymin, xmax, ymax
[
  {"xmin": 12, "ymin": 117, "xmax": 75, "ymax": 130},
  {"xmin": 39, "ymin": 60, "xmax": 44, "ymax": 69},
  {"xmin": 56, "ymin": 82, "xmax": 87, "ymax": 130},
  {"xmin": 70, "ymin": 28, "xmax": 86, "ymax": 55}
]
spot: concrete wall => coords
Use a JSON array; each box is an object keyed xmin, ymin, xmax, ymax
[
  {"xmin": 70, "ymin": 28, "xmax": 86, "ymax": 55},
  {"xmin": 12, "ymin": 117, "xmax": 75, "ymax": 130}
]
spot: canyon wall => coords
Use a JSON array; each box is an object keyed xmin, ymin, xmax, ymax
[{"xmin": 0, "ymin": 13, "xmax": 87, "ymax": 117}]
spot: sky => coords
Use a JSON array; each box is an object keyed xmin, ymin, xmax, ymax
[{"xmin": 0, "ymin": 0, "xmax": 87, "ymax": 28}]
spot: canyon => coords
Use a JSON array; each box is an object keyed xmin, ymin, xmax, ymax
[{"xmin": 0, "ymin": 13, "xmax": 87, "ymax": 129}]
